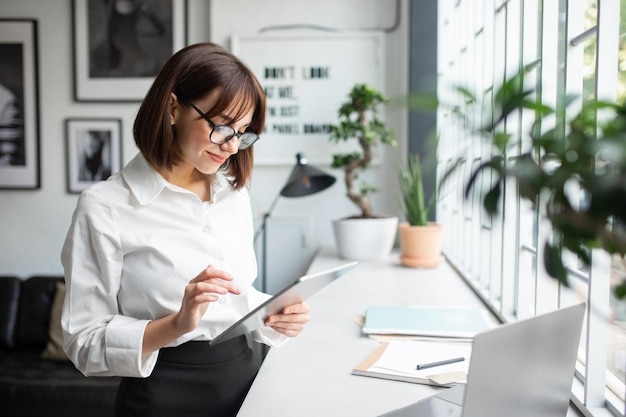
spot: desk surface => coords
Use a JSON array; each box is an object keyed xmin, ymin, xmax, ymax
[{"xmin": 237, "ymin": 250, "xmax": 495, "ymax": 417}]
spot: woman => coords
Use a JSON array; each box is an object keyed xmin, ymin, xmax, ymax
[{"xmin": 61, "ymin": 42, "xmax": 310, "ymax": 416}]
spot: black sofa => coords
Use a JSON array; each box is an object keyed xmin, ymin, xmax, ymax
[{"xmin": 0, "ymin": 275, "xmax": 120, "ymax": 417}]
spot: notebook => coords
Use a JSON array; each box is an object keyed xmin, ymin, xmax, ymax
[
  {"xmin": 378, "ymin": 303, "xmax": 586, "ymax": 417},
  {"xmin": 209, "ymin": 261, "xmax": 358, "ymax": 346},
  {"xmin": 352, "ymin": 339, "xmax": 472, "ymax": 387},
  {"xmin": 362, "ymin": 306, "xmax": 493, "ymax": 338}
]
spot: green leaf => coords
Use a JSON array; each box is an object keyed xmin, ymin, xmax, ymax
[
  {"xmin": 399, "ymin": 154, "xmax": 431, "ymax": 226},
  {"xmin": 543, "ymin": 242, "xmax": 569, "ymax": 286},
  {"xmin": 406, "ymin": 93, "xmax": 440, "ymax": 112},
  {"xmin": 614, "ymin": 280, "xmax": 626, "ymax": 299},
  {"xmin": 511, "ymin": 154, "xmax": 543, "ymax": 201},
  {"xmin": 493, "ymin": 132, "xmax": 511, "ymax": 153},
  {"xmin": 483, "ymin": 183, "xmax": 501, "ymax": 216},
  {"xmin": 455, "ymin": 86, "xmax": 477, "ymax": 105},
  {"xmin": 464, "ymin": 157, "xmax": 504, "ymax": 201}
]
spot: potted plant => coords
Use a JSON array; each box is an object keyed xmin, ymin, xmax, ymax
[
  {"xmin": 329, "ymin": 83, "xmax": 398, "ymax": 261},
  {"xmin": 437, "ymin": 63, "xmax": 626, "ymax": 297},
  {"xmin": 397, "ymin": 153, "xmax": 443, "ymax": 267}
]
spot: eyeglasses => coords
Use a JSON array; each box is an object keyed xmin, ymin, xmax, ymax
[{"xmin": 185, "ymin": 101, "xmax": 260, "ymax": 150}]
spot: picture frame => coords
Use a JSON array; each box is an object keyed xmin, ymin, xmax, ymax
[
  {"xmin": 0, "ymin": 19, "xmax": 40, "ymax": 189},
  {"xmin": 65, "ymin": 118, "xmax": 122, "ymax": 194},
  {"xmin": 72, "ymin": 0, "xmax": 187, "ymax": 102}
]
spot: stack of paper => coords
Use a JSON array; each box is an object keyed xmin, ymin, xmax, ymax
[{"xmin": 352, "ymin": 340, "xmax": 472, "ymax": 386}]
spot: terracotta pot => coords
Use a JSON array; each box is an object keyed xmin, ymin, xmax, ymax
[{"xmin": 398, "ymin": 221, "xmax": 444, "ymax": 268}]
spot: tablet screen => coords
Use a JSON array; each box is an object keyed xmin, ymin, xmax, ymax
[{"xmin": 209, "ymin": 261, "xmax": 358, "ymax": 346}]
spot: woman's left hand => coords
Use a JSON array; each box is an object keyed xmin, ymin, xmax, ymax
[{"xmin": 264, "ymin": 302, "xmax": 310, "ymax": 337}]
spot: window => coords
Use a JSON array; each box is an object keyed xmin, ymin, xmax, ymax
[{"xmin": 431, "ymin": 0, "xmax": 625, "ymax": 416}]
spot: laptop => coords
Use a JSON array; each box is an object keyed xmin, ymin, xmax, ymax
[
  {"xmin": 209, "ymin": 261, "xmax": 358, "ymax": 346},
  {"xmin": 379, "ymin": 303, "xmax": 586, "ymax": 417}
]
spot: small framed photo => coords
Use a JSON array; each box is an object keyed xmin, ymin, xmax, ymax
[
  {"xmin": 0, "ymin": 19, "xmax": 40, "ymax": 189},
  {"xmin": 65, "ymin": 118, "xmax": 122, "ymax": 194},
  {"xmin": 72, "ymin": 0, "xmax": 187, "ymax": 102}
]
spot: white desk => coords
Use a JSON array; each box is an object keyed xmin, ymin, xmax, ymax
[{"xmin": 237, "ymin": 250, "xmax": 496, "ymax": 417}]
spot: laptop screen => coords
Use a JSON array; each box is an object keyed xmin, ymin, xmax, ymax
[
  {"xmin": 377, "ymin": 303, "xmax": 585, "ymax": 417},
  {"xmin": 462, "ymin": 303, "xmax": 585, "ymax": 417}
]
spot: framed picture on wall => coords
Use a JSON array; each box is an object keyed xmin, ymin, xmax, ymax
[
  {"xmin": 65, "ymin": 118, "xmax": 122, "ymax": 194},
  {"xmin": 231, "ymin": 32, "xmax": 384, "ymax": 166},
  {"xmin": 72, "ymin": 0, "xmax": 187, "ymax": 102},
  {"xmin": 0, "ymin": 19, "xmax": 40, "ymax": 190}
]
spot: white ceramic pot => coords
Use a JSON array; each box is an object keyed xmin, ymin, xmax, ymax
[{"xmin": 332, "ymin": 216, "xmax": 398, "ymax": 262}]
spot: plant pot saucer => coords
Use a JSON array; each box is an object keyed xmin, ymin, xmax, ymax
[{"xmin": 400, "ymin": 254, "xmax": 445, "ymax": 268}]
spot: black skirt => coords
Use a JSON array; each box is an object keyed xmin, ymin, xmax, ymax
[{"xmin": 115, "ymin": 336, "xmax": 261, "ymax": 417}]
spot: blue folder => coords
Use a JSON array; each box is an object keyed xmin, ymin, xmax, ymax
[{"xmin": 362, "ymin": 306, "xmax": 493, "ymax": 338}]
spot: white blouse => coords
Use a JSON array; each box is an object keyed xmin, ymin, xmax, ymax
[{"xmin": 61, "ymin": 153, "xmax": 286, "ymax": 378}]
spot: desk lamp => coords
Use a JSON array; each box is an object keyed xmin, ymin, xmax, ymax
[{"xmin": 254, "ymin": 153, "xmax": 335, "ymax": 292}]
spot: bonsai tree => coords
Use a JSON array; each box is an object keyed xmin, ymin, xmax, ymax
[
  {"xmin": 436, "ymin": 63, "xmax": 626, "ymax": 297},
  {"xmin": 329, "ymin": 84, "xmax": 397, "ymax": 219}
]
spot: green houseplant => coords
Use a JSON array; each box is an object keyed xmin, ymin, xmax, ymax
[
  {"xmin": 329, "ymin": 83, "xmax": 398, "ymax": 261},
  {"xmin": 399, "ymin": 154, "xmax": 434, "ymax": 227},
  {"xmin": 397, "ymin": 154, "xmax": 443, "ymax": 267},
  {"xmin": 437, "ymin": 63, "xmax": 626, "ymax": 297}
]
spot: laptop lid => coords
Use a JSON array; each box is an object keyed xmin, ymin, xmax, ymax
[
  {"xmin": 462, "ymin": 302, "xmax": 585, "ymax": 417},
  {"xmin": 378, "ymin": 303, "xmax": 586, "ymax": 417}
]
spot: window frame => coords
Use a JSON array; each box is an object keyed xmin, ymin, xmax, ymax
[{"xmin": 421, "ymin": 1, "xmax": 626, "ymax": 416}]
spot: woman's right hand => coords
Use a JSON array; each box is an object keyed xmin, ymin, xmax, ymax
[
  {"xmin": 142, "ymin": 265, "xmax": 240, "ymax": 356},
  {"xmin": 175, "ymin": 265, "xmax": 241, "ymax": 334}
]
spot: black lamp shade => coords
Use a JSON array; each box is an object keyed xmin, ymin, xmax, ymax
[{"xmin": 280, "ymin": 153, "xmax": 336, "ymax": 197}]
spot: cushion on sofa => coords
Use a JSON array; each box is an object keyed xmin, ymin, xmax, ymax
[
  {"xmin": 41, "ymin": 282, "xmax": 68, "ymax": 361},
  {"xmin": 15, "ymin": 276, "xmax": 63, "ymax": 349}
]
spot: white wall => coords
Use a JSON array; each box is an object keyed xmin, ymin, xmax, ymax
[
  {"xmin": 211, "ymin": 0, "xmax": 409, "ymax": 257},
  {"xmin": 0, "ymin": 0, "xmax": 408, "ymax": 277}
]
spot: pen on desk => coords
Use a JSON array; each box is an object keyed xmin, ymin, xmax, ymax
[{"xmin": 416, "ymin": 357, "xmax": 465, "ymax": 370}]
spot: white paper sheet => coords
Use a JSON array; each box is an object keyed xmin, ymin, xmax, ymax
[{"xmin": 369, "ymin": 340, "xmax": 472, "ymax": 383}]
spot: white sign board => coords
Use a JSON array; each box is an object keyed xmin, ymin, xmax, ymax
[{"xmin": 231, "ymin": 32, "xmax": 384, "ymax": 165}]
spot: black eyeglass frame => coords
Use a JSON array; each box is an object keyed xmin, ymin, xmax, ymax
[{"xmin": 183, "ymin": 100, "xmax": 260, "ymax": 150}]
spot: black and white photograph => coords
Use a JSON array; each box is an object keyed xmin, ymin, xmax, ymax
[
  {"xmin": 0, "ymin": 19, "xmax": 40, "ymax": 189},
  {"xmin": 65, "ymin": 118, "xmax": 122, "ymax": 193},
  {"xmin": 72, "ymin": 0, "xmax": 187, "ymax": 101}
]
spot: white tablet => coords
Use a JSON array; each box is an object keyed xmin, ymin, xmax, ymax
[{"xmin": 209, "ymin": 261, "xmax": 358, "ymax": 346}]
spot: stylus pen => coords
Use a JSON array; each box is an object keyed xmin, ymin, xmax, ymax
[{"xmin": 416, "ymin": 356, "xmax": 465, "ymax": 370}]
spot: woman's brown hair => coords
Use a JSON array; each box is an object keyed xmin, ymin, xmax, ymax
[{"xmin": 133, "ymin": 42, "xmax": 266, "ymax": 189}]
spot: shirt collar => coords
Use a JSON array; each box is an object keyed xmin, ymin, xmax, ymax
[{"xmin": 122, "ymin": 153, "xmax": 232, "ymax": 205}]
